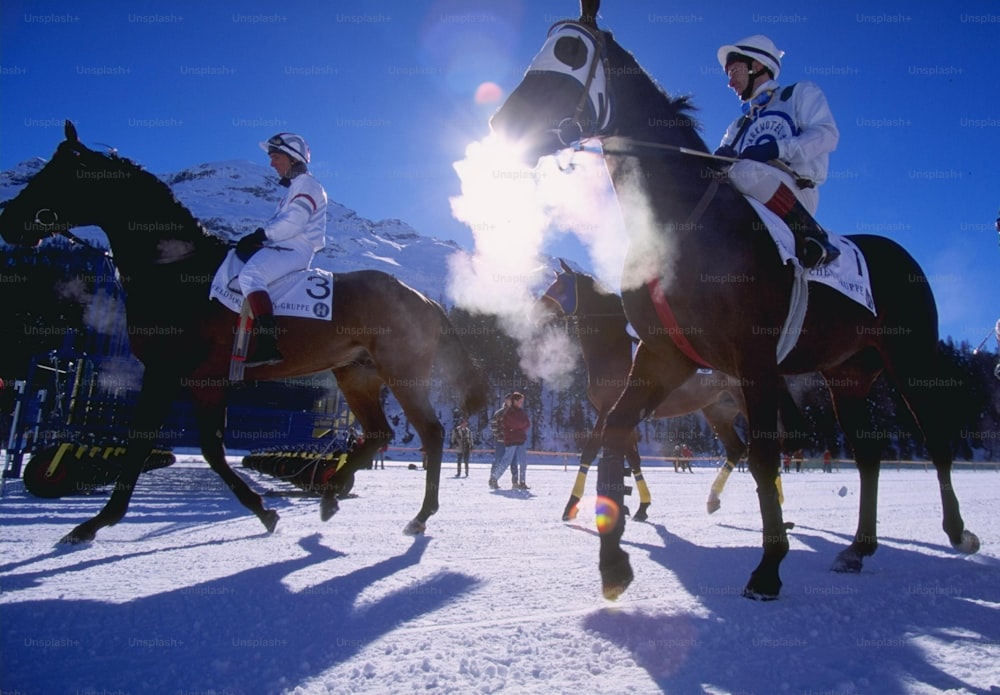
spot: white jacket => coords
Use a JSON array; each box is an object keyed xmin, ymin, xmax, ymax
[
  {"xmin": 719, "ymin": 79, "xmax": 839, "ymax": 186},
  {"xmin": 263, "ymin": 171, "xmax": 327, "ymax": 253}
]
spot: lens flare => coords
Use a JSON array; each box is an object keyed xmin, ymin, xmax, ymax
[
  {"xmin": 474, "ymin": 81, "xmax": 503, "ymax": 105},
  {"xmin": 595, "ymin": 496, "xmax": 620, "ymax": 534}
]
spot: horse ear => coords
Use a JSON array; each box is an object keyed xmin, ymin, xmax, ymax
[
  {"xmin": 558, "ymin": 258, "xmax": 573, "ymax": 274},
  {"xmin": 580, "ymin": 0, "xmax": 600, "ymax": 26},
  {"xmin": 64, "ymin": 120, "xmax": 79, "ymax": 143}
]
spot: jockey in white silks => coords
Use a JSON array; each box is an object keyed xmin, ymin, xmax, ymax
[
  {"xmin": 233, "ymin": 132, "xmax": 327, "ymax": 366},
  {"xmin": 715, "ymin": 34, "xmax": 841, "ymax": 267}
]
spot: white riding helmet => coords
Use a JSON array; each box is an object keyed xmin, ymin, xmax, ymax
[
  {"xmin": 717, "ymin": 34, "xmax": 783, "ymax": 80},
  {"xmin": 259, "ymin": 132, "xmax": 311, "ymax": 164}
]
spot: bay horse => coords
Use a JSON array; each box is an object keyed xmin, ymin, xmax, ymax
[
  {"xmin": 0, "ymin": 122, "xmax": 490, "ymax": 543},
  {"xmin": 538, "ymin": 260, "xmax": 751, "ymax": 520},
  {"xmin": 491, "ymin": 0, "xmax": 979, "ymax": 599}
]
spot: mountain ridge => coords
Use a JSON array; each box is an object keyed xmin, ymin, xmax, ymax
[{"xmin": 0, "ymin": 157, "xmax": 463, "ymax": 303}]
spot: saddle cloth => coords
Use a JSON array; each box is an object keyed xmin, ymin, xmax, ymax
[
  {"xmin": 744, "ymin": 197, "xmax": 876, "ymax": 363},
  {"xmin": 209, "ymin": 249, "xmax": 334, "ymax": 320},
  {"xmin": 746, "ymin": 197, "xmax": 876, "ymax": 315}
]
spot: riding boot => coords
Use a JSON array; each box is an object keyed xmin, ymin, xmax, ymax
[
  {"xmin": 764, "ymin": 183, "xmax": 841, "ymax": 268},
  {"xmin": 245, "ymin": 290, "xmax": 284, "ymax": 367}
]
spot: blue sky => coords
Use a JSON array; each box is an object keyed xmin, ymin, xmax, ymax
[{"xmin": 2, "ymin": 0, "xmax": 997, "ymax": 348}]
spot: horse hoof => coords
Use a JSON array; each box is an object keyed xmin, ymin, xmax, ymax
[
  {"xmin": 403, "ymin": 518, "xmax": 426, "ymax": 535},
  {"xmin": 319, "ymin": 496, "xmax": 339, "ymax": 522},
  {"xmin": 600, "ymin": 555, "xmax": 634, "ymax": 601},
  {"xmin": 953, "ymin": 529, "xmax": 980, "ymax": 555},
  {"xmin": 831, "ymin": 548, "xmax": 864, "ymax": 573},
  {"xmin": 706, "ymin": 496, "xmax": 721, "ymax": 515},
  {"xmin": 632, "ymin": 503, "xmax": 650, "ymax": 522},
  {"xmin": 261, "ymin": 510, "xmax": 279, "ymax": 534},
  {"xmin": 742, "ymin": 587, "xmax": 780, "ymax": 601},
  {"xmin": 744, "ymin": 569, "xmax": 782, "ymax": 600},
  {"xmin": 59, "ymin": 525, "xmax": 95, "ymax": 545}
]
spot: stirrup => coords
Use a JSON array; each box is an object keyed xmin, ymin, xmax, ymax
[{"xmin": 801, "ymin": 237, "xmax": 841, "ymax": 268}]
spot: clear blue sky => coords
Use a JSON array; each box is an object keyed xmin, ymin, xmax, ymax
[{"xmin": 2, "ymin": 0, "xmax": 997, "ymax": 348}]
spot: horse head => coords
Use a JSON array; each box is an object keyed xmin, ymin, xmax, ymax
[
  {"xmin": 490, "ymin": 2, "xmax": 610, "ymax": 166},
  {"xmin": 538, "ymin": 258, "xmax": 582, "ymax": 319},
  {"xmin": 0, "ymin": 121, "xmax": 108, "ymax": 247},
  {"xmin": 490, "ymin": 0, "xmax": 705, "ymax": 168}
]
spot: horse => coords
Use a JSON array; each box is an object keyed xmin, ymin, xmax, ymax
[
  {"xmin": 0, "ymin": 121, "xmax": 490, "ymax": 543},
  {"xmin": 538, "ymin": 260, "xmax": 751, "ymax": 520},
  {"xmin": 490, "ymin": 0, "xmax": 979, "ymax": 599},
  {"xmin": 539, "ymin": 260, "xmax": 804, "ymax": 519}
]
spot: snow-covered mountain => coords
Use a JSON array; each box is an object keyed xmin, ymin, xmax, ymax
[{"xmin": 0, "ymin": 158, "xmax": 461, "ymax": 303}]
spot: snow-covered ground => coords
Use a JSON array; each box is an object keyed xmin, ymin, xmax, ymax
[{"xmin": 2, "ymin": 454, "xmax": 999, "ymax": 694}]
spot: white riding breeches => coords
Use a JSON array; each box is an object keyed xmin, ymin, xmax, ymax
[
  {"xmin": 727, "ymin": 160, "xmax": 819, "ymax": 215},
  {"xmin": 237, "ymin": 245, "xmax": 315, "ymax": 296}
]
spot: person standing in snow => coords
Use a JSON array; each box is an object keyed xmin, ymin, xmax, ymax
[
  {"xmin": 234, "ymin": 132, "xmax": 327, "ymax": 366},
  {"xmin": 489, "ymin": 392, "xmax": 531, "ymax": 490},
  {"xmin": 451, "ymin": 419, "xmax": 474, "ymax": 477},
  {"xmin": 714, "ymin": 35, "xmax": 840, "ymax": 268},
  {"xmin": 490, "ymin": 394, "xmax": 518, "ymax": 486}
]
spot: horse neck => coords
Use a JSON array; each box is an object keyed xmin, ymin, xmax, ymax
[
  {"xmin": 574, "ymin": 290, "xmax": 632, "ymax": 363},
  {"xmin": 89, "ymin": 160, "xmax": 226, "ymax": 288},
  {"xmin": 601, "ymin": 36, "xmax": 714, "ymax": 219}
]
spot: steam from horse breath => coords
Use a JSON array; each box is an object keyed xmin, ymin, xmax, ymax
[{"xmin": 446, "ymin": 136, "xmax": 630, "ymax": 388}]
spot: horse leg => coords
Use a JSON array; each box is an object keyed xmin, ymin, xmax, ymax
[
  {"xmin": 823, "ymin": 355, "xmax": 885, "ymax": 571},
  {"xmin": 192, "ymin": 389, "xmax": 278, "ymax": 533},
  {"xmin": 885, "ymin": 343, "xmax": 980, "ymax": 554},
  {"xmin": 396, "ymin": 395, "xmax": 444, "ymax": 534},
  {"xmin": 355, "ymin": 362, "xmax": 441, "ymax": 533},
  {"xmin": 703, "ymin": 398, "xmax": 748, "ymax": 514},
  {"xmin": 599, "ymin": 343, "xmax": 690, "ymax": 599},
  {"xmin": 742, "ymin": 369, "xmax": 788, "ymax": 600},
  {"xmin": 319, "ymin": 365, "xmax": 394, "ymax": 521},
  {"xmin": 564, "ymin": 414, "xmax": 605, "ymax": 521},
  {"xmin": 60, "ymin": 369, "xmax": 179, "ymax": 543},
  {"xmin": 625, "ymin": 434, "xmax": 651, "ymax": 521}
]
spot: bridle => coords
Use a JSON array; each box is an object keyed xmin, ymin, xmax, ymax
[{"xmin": 527, "ymin": 20, "xmax": 611, "ymax": 147}]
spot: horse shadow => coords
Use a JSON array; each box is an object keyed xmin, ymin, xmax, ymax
[
  {"xmin": 583, "ymin": 523, "xmax": 1000, "ymax": 694},
  {"xmin": 2, "ymin": 533, "xmax": 479, "ymax": 693}
]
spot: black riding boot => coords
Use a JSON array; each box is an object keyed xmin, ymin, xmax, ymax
[
  {"xmin": 246, "ymin": 290, "xmax": 284, "ymax": 367},
  {"xmin": 765, "ymin": 184, "xmax": 841, "ymax": 268},
  {"xmin": 784, "ymin": 203, "xmax": 841, "ymax": 268}
]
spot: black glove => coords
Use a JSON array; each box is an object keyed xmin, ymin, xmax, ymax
[
  {"xmin": 235, "ymin": 228, "xmax": 267, "ymax": 262},
  {"xmin": 713, "ymin": 145, "xmax": 737, "ymax": 159},
  {"xmin": 739, "ymin": 141, "xmax": 780, "ymax": 163}
]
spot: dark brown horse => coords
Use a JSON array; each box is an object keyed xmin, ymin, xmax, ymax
[
  {"xmin": 491, "ymin": 1, "xmax": 979, "ymax": 599},
  {"xmin": 538, "ymin": 260, "xmax": 752, "ymax": 520},
  {"xmin": 0, "ymin": 122, "xmax": 490, "ymax": 543}
]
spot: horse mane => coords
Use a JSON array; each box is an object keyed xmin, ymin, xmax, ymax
[
  {"xmin": 87, "ymin": 148, "xmax": 228, "ymax": 253},
  {"xmin": 601, "ymin": 30, "xmax": 707, "ymax": 152}
]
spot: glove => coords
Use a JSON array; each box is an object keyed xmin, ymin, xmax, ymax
[
  {"xmin": 739, "ymin": 141, "xmax": 780, "ymax": 163},
  {"xmin": 713, "ymin": 145, "xmax": 737, "ymax": 159},
  {"xmin": 235, "ymin": 228, "xmax": 267, "ymax": 262}
]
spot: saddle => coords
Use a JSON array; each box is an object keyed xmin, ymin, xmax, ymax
[
  {"xmin": 209, "ymin": 249, "xmax": 335, "ymax": 381},
  {"xmin": 745, "ymin": 197, "xmax": 876, "ymax": 362}
]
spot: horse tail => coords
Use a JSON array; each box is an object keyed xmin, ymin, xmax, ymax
[{"xmin": 435, "ymin": 307, "xmax": 491, "ymax": 417}]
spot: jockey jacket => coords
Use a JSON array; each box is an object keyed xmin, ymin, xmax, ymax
[
  {"xmin": 263, "ymin": 170, "xmax": 328, "ymax": 254},
  {"xmin": 719, "ymin": 79, "xmax": 839, "ymax": 187}
]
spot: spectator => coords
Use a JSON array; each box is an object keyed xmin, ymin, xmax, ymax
[
  {"xmin": 489, "ymin": 392, "xmax": 531, "ymax": 490},
  {"xmin": 451, "ymin": 419, "xmax": 474, "ymax": 477},
  {"xmin": 490, "ymin": 394, "xmax": 518, "ymax": 486}
]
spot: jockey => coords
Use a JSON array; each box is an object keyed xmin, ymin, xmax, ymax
[
  {"xmin": 715, "ymin": 35, "xmax": 840, "ymax": 267},
  {"xmin": 235, "ymin": 132, "xmax": 327, "ymax": 366}
]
